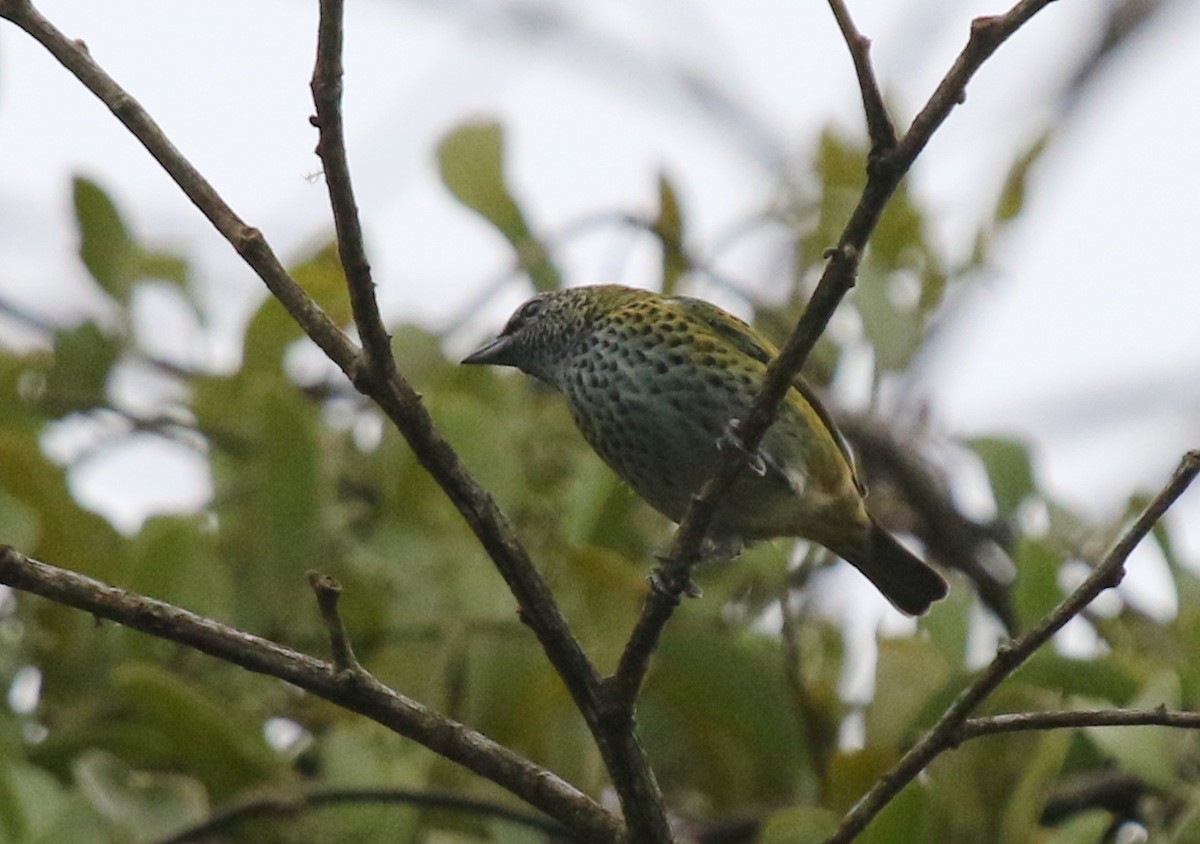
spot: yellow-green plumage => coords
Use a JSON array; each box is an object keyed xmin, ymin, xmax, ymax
[{"xmin": 463, "ymin": 284, "xmax": 947, "ymax": 615}]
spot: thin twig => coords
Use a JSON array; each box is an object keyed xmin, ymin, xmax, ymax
[
  {"xmin": 610, "ymin": 0, "xmax": 1060, "ymax": 714},
  {"xmin": 307, "ymin": 571, "xmax": 362, "ymax": 674},
  {"xmin": 0, "ymin": 545, "xmax": 621, "ymax": 843},
  {"xmin": 826, "ymin": 0, "xmax": 897, "ymax": 154},
  {"xmin": 154, "ymin": 786, "xmax": 574, "ymax": 844},
  {"xmin": 959, "ymin": 707, "xmax": 1200, "ymax": 741},
  {"xmin": 823, "ymin": 449, "xmax": 1200, "ymax": 844},
  {"xmin": 309, "ymin": 0, "xmax": 396, "ymax": 385}
]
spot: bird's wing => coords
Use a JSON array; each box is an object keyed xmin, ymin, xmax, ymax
[
  {"xmin": 669, "ymin": 295, "xmax": 866, "ymax": 495},
  {"xmin": 669, "ymin": 295, "xmax": 777, "ymax": 365}
]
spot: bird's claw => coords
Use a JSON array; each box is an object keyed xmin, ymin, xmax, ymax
[
  {"xmin": 716, "ymin": 418, "xmax": 767, "ymax": 477},
  {"xmin": 649, "ymin": 557, "xmax": 703, "ymax": 599}
]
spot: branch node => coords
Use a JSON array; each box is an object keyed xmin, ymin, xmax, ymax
[
  {"xmin": 308, "ymin": 570, "xmax": 362, "ymax": 674},
  {"xmin": 233, "ymin": 225, "xmax": 265, "ymax": 252}
]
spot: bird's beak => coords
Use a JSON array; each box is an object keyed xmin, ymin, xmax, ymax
[{"xmin": 461, "ymin": 334, "xmax": 515, "ymax": 366}]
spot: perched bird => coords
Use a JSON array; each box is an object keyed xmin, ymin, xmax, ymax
[{"xmin": 462, "ymin": 285, "xmax": 948, "ymax": 615}]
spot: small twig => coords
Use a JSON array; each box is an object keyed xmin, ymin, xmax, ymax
[
  {"xmin": 959, "ymin": 707, "xmax": 1200, "ymax": 741},
  {"xmin": 307, "ymin": 571, "xmax": 361, "ymax": 674},
  {"xmin": 0, "ymin": 546, "xmax": 621, "ymax": 843},
  {"xmin": 826, "ymin": 0, "xmax": 897, "ymax": 154},
  {"xmin": 309, "ymin": 0, "xmax": 396, "ymax": 387},
  {"xmin": 154, "ymin": 786, "xmax": 574, "ymax": 844},
  {"xmin": 823, "ymin": 449, "xmax": 1200, "ymax": 844}
]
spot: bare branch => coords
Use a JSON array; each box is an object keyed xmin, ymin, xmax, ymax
[
  {"xmin": 309, "ymin": 0, "xmax": 396, "ymax": 385},
  {"xmin": 960, "ymin": 707, "xmax": 1200, "ymax": 740},
  {"xmin": 0, "ymin": 546, "xmax": 622, "ymax": 843},
  {"xmin": 826, "ymin": 0, "xmax": 897, "ymax": 154},
  {"xmin": 307, "ymin": 571, "xmax": 362, "ymax": 674},
  {"xmin": 823, "ymin": 448, "xmax": 1200, "ymax": 844}
]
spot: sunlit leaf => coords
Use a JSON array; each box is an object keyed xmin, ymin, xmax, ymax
[
  {"xmin": 995, "ymin": 132, "xmax": 1052, "ymax": 224},
  {"xmin": 290, "ymin": 240, "xmax": 354, "ymax": 327},
  {"xmin": 969, "ymin": 437, "xmax": 1036, "ymax": 519},
  {"xmin": 73, "ymin": 176, "xmax": 137, "ymax": 303},
  {"xmin": 136, "ymin": 251, "xmax": 189, "ymax": 287},
  {"xmin": 866, "ymin": 637, "xmax": 950, "ymax": 750},
  {"xmin": 436, "ymin": 120, "xmax": 559, "ymax": 291},
  {"xmin": 1088, "ymin": 671, "xmax": 1181, "ymax": 788},
  {"xmin": 857, "ymin": 780, "xmax": 928, "ymax": 844},
  {"xmin": 1012, "ymin": 538, "xmax": 1063, "ymax": 629},
  {"xmin": 999, "ymin": 730, "xmax": 1070, "ymax": 844},
  {"xmin": 757, "ymin": 807, "xmax": 839, "ymax": 844}
]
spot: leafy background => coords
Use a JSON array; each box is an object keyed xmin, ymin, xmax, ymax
[
  {"xmin": 3, "ymin": 2, "xmax": 1200, "ymax": 843},
  {"xmin": 2, "ymin": 125, "xmax": 1199, "ymax": 842}
]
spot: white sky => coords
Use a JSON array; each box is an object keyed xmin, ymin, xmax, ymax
[{"xmin": 1, "ymin": 1, "xmax": 1198, "ymax": 617}]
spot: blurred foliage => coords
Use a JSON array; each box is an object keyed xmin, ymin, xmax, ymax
[{"xmin": 0, "ymin": 120, "xmax": 1196, "ymax": 844}]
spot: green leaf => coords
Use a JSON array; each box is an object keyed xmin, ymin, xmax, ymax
[
  {"xmin": 866, "ymin": 637, "xmax": 951, "ymax": 750},
  {"xmin": 0, "ymin": 760, "xmax": 68, "ymax": 844},
  {"xmin": 110, "ymin": 663, "xmax": 277, "ymax": 797},
  {"xmin": 969, "ymin": 437, "xmax": 1035, "ymax": 518},
  {"xmin": 197, "ymin": 373, "xmax": 328, "ymax": 634},
  {"xmin": 73, "ymin": 750, "xmax": 208, "ymax": 839},
  {"xmin": 125, "ymin": 516, "xmax": 233, "ymax": 620},
  {"xmin": 1012, "ymin": 538, "xmax": 1064, "ymax": 630},
  {"xmin": 43, "ymin": 322, "xmax": 120, "ymax": 414},
  {"xmin": 243, "ymin": 240, "xmax": 351, "ymax": 370},
  {"xmin": 463, "ymin": 636, "xmax": 593, "ymax": 786},
  {"xmin": 1020, "ymin": 652, "xmax": 1138, "ymax": 703},
  {"xmin": 1088, "ymin": 671, "xmax": 1181, "ymax": 789},
  {"xmin": 920, "ymin": 581, "xmax": 973, "ymax": 670},
  {"xmin": 1043, "ymin": 812, "xmax": 1116, "ymax": 844},
  {"xmin": 290, "ymin": 240, "xmax": 354, "ymax": 327},
  {"xmin": 640, "ymin": 625, "xmax": 810, "ymax": 808},
  {"xmin": 757, "ymin": 807, "xmax": 840, "ymax": 844},
  {"xmin": 999, "ymin": 730, "xmax": 1070, "ymax": 844},
  {"xmin": 436, "ymin": 120, "xmax": 559, "ymax": 291},
  {"xmin": 655, "ymin": 172, "xmax": 688, "ymax": 296},
  {"xmin": 857, "ymin": 779, "xmax": 928, "ymax": 844},
  {"xmin": 994, "ymin": 132, "xmax": 1052, "ymax": 224},
  {"xmin": 73, "ymin": 176, "xmax": 138, "ymax": 303}
]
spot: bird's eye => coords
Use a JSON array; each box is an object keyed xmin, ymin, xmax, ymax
[
  {"xmin": 518, "ymin": 298, "xmax": 545, "ymax": 320},
  {"xmin": 509, "ymin": 297, "xmax": 547, "ymax": 330}
]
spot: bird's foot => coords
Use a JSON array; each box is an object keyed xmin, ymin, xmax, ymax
[
  {"xmin": 651, "ymin": 553, "xmax": 703, "ymax": 599},
  {"xmin": 716, "ymin": 418, "xmax": 767, "ymax": 477}
]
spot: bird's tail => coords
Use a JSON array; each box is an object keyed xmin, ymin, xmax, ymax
[{"xmin": 843, "ymin": 521, "xmax": 948, "ymax": 616}]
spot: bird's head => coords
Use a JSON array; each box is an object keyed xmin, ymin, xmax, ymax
[{"xmin": 461, "ymin": 285, "xmax": 638, "ymax": 384}]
